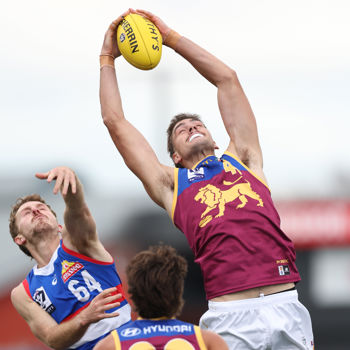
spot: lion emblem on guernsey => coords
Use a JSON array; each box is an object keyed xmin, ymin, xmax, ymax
[{"xmin": 194, "ymin": 180, "xmax": 264, "ymax": 227}]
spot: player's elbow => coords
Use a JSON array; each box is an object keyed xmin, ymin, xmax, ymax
[
  {"xmin": 101, "ymin": 106, "xmax": 125, "ymax": 129},
  {"xmin": 216, "ymin": 68, "xmax": 239, "ymax": 88},
  {"xmin": 102, "ymin": 110, "xmax": 118, "ymax": 129}
]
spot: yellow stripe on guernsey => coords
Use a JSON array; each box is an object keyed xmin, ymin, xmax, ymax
[
  {"xmin": 171, "ymin": 168, "xmax": 179, "ymax": 222},
  {"xmin": 194, "ymin": 325, "xmax": 208, "ymax": 350},
  {"xmin": 224, "ymin": 150, "xmax": 270, "ymax": 191},
  {"xmin": 111, "ymin": 329, "xmax": 121, "ymax": 350}
]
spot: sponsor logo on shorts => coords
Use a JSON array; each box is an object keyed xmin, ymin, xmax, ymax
[
  {"xmin": 33, "ymin": 286, "xmax": 56, "ymax": 314},
  {"xmin": 278, "ymin": 265, "xmax": 290, "ymax": 276},
  {"xmin": 61, "ymin": 260, "xmax": 84, "ymax": 283}
]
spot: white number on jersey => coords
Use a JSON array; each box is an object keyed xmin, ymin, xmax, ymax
[{"xmin": 68, "ymin": 270, "xmax": 103, "ymax": 302}]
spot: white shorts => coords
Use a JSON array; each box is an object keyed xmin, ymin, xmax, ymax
[{"xmin": 199, "ymin": 290, "xmax": 314, "ymax": 350}]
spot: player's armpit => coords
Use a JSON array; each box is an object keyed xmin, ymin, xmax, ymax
[{"xmin": 143, "ymin": 163, "xmax": 174, "ymax": 213}]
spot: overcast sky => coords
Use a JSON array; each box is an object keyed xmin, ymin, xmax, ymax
[{"xmin": 1, "ymin": 0, "xmax": 349, "ymax": 200}]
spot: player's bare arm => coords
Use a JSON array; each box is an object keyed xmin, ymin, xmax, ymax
[
  {"xmin": 11, "ymin": 284, "xmax": 121, "ymax": 350},
  {"xmin": 93, "ymin": 333, "xmax": 113, "ymax": 350},
  {"xmin": 201, "ymin": 329, "xmax": 229, "ymax": 350},
  {"xmin": 100, "ymin": 13, "xmax": 174, "ymax": 213},
  {"xmin": 35, "ymin": 166, "xmax": 111, "ymax": 261},
  {"xmin": 137, "ymin": 9, "xmax": 266, "ymax": 182}
]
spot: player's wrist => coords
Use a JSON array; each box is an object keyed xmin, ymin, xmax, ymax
[
  {"xmin": 163, "ymin": 30, "xmax": 182, "ymax": 50},
  {"xmin": 76, "ymin": 311, "xmax": 90, "ymax": 328},
  {"xmin": 99, "ymin": 54, "xmax": 115, "ymax": 69}
]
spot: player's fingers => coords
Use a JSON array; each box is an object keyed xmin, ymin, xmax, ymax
[
  {"xmin": 103, "ymin": 293, "xmax": 122, "ymax": 303},
  {"xmin": 103, "ymin": 299, "xmax": 121, "ymax": 310},
  {"xmin": 104, "ymin": 311, "xmax": 120, "ymax": 318},
  {"xmin": 61, "ymin": 173, "xmax": 70, "ymax": 195},
  {"xmin": 35, "ymin": 172, "xmax": 49, "ymax": 179},
  {"xmin": 47, "ymin": 169, "xmax": 57, "ymax": 183},
  {"xmin": 135, "ymin": 9, "xmax": 153, "ymax": 17},
  {"xmin": 122, "ymin": 8, "xmax": 132, "ymax": 16},
  {"xmin": 98, "ymin": 287, "xmax": 118, "ymax": 298},
  {"xmin": 105, "ymin": 287, "xmax": 118, "ymax": 294},
  {"xmin": 70, "ymin": 173, "xmax": 77, "ymax": 194},
  {"xmin": 53, "ymin": 173, "xmax": 64, "ymax": 194},
  {"xmin": 110, "ymin": 18, "xmax": 121, "ymax": 30}
]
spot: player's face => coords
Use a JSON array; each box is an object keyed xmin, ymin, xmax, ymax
[
  {"xmin": 15, "ymin": 201, "xmax": 58, "ymax": 239},
  {"xmin": 171, "ymin": 119, "xmax": 216, "ymax": 163}
]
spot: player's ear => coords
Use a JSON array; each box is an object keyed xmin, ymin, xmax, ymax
[
  {"xmin": 172, "ymin": 152, "xmax": 182, "ymax": 165},
  {"xmin": 14, "ymin": 234, "xmax": 26, "ymax": 246}
]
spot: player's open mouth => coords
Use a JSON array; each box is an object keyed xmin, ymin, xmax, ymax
[
  {"xmin": 188, "ymin": 133, "xmax": 203, "ymax": 142},
  {"xmin": 33, "ymin": 215, "xmax": 45, "ymax": 222}
]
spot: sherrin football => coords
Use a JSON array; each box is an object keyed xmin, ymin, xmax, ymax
[{"xmin": 117, "ymin": 14, "xmax": 162, "ymax": 70}]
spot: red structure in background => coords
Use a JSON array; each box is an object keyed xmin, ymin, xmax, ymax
[
  {"xmin": 276, "ymin": 200, "xmax": 350, "ymax": 249},
  {"xmin": 0, "ymin": 292, "xmax": 50, "ymax": 349},
  {"xmin": 1, "ymin": 200, "xmax": 349, "ymax": 349}
]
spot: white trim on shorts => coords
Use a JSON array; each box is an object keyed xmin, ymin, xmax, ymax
[{"xmin": 207, "ymin": 289, "xmax": 299, "ymax": 312}]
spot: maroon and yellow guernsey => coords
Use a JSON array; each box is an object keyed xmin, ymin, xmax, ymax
[{"xmin": 172, "ymin": 152, "xmax": 300, "ymax": 300}]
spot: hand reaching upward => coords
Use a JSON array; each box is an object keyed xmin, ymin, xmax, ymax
[{"xmin": 35, "ymin": 166, "xmax": 77, "ymax": 195}]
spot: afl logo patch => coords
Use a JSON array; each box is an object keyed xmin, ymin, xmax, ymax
[
  {"xmin": 121, "ymin": 327, "xmax": 142, "ymax": 337},
  {"xmin": 33, "ymin": 286, "xmax": 56, "ymax": 314}
]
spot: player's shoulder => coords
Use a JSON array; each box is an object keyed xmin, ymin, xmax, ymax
[{"xmin": 10, "ymin": 282, "xmax": 32, "ymax": 309}]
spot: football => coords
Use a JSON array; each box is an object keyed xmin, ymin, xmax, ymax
[{"xmin": 117, "ymin": 14, "xmax": 162, "ymax": 70}]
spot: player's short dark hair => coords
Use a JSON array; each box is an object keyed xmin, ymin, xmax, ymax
[
  {"xmin": 166, "ymin": 113, "xmax": 204, "ymax": 167},
  {"xmin": 126, "ymin": 245, "xmax": 188, "ymax": 319},
  {"xmin": 9, "ymin": 194, "xmax": 57, "ymax": 258}
]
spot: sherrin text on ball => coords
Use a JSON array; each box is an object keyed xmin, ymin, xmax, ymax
[{"xmin": 117, "ymin": 13, "xmax": 162, "ymax": 70}]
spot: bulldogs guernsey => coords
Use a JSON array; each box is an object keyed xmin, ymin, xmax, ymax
[
  {"xmin": 23, "ymin": 240, "xmax": 131, "ymax": 350},
  {"xmin": 172, "ymin": 151, "xmax": 300, "ymax": 300},
  {"xmin": 111, "ymin": 318, "xmax": 207, "ymax": 350}
]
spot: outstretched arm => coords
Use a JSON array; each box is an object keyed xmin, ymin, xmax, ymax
[
  {"xmin": 36, "ymin": 166, "xmax": 111, "ymax": 260},
  {"xmin": 99, "ymin": 13, "xmax": 174, "ymax": 213},
  {"xmin": 11, "ymin": 284, "xmax": 121, "ymax": 350},
  {"xmin": 136, "ymin": 9, "xmax": 266, "ymax": 182}
]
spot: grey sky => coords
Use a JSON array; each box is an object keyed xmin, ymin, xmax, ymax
[{"xmin": 1, "ymin": 0, "xmax": 349, "ymax": 198}]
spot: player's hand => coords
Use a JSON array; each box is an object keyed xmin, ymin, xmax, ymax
[
  {"xmin": 101, "ymin": 9, "xmax": 131, "ymax": 58},
  {"xmin": 35, "ymin": 166, "xmax": 77, "ymax": 195},
  {"xmin": 77, "ymin": 288, "xmax": 122, "ymax": 326},
  {"xmin": 133, "ymin": 9, "xmax": 171, "ymax": 42}
]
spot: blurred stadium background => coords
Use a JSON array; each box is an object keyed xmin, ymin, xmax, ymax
[{"xmin": 1, "ymin": 0, "xmax": 349, "ymax": 349}]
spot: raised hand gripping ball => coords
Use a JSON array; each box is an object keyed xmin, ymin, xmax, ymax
[{"xmin": 117, "ymin": 14, "xmax": 162, "ymax": 70}]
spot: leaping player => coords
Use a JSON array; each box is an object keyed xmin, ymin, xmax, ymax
[{"xmin": 99, "ymin": 9, "xmax": 314, "ymax": 349}]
